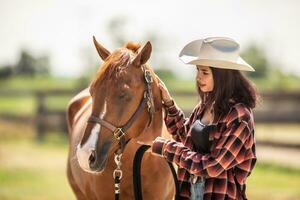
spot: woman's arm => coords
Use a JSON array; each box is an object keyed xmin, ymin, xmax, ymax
[
  {"xmin": 152, "ymin": 106, "xmax": 256, "ymax": 178},
  {"xmin": 163, "ymin": 100, "xmax": 200, "ymax": 142},
  {"xmin": 157, "ymin": 76, "xmax": 200, "ymax": 142}
]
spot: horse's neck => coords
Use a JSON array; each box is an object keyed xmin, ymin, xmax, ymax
[
  {"xmin": 150, "ymin": 110, "xmax": 163, "ymax": 135},
  {"xmin": 135, "ymin": 109, "xmax": 163, "ymax": 143}
]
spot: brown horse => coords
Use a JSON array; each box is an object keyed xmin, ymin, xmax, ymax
[{"xmin": 66, "ymin": 37, "xmax": 175, "ymax": 200}]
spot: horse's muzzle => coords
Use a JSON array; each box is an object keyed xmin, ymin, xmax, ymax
[{"xmin": 82, "ymin": 139, "xmax": 111, "ymax": 172}]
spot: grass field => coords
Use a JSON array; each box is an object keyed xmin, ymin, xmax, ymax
[
  {"xmin": 0, "ymin": 120, "xmax": 300, "ymax": 200},
  {"xmin": 0, "ymin": 135, "xmax": 73, "ymax": 200},
  {"xmin": 0, "ymin": 76, "xmax": 80, "ymax": 91}
]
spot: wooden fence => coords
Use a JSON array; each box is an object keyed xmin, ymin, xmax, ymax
[
  {"xmin": 0, "ymin": 89, "xmax": 300, "ymax": 142},
  {"xmin": 179, "ymin": 91, "xmax": 300, "ymax": 123},
  {"xmin": 0, "ymin": 89, "xmax": 79, "ymax": 140}
]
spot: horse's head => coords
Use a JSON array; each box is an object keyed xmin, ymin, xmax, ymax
[{"xmin": 76, "ymin": 37, "xmax": 163, "ymax": 173}]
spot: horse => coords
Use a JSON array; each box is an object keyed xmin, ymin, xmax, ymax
[{"xmin": 66, "ymin": 37, "xmax": 176, "ymax": 200}]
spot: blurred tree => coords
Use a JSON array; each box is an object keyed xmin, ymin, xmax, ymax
[
  {"xmin": 15, "ymin": 50, "xmax": 35, "ymax": 76},
  {"xmin": 142, "ymin": 31, "xmax": 171, "ymax": 69},
  {"xmin": 78, "ymin": 45, "xmax": 99, "ymax": 86},
  {"xmin": 15, "ymin": 50, "xmax": 50, "ymax": 76},
  {"xmin": 0, "ymin": 65, "xmax": 13, "ymax": 79},
  {"xmin": 241, "ymin": 45, "xmax": 300, "ymax": 91},
  {"xmin": 241, "ymin": 45, "xmax": 269, "ymax": 78},
  {"xmin": 35, "ymin": 55, "xmax": 50, "ymax": 75},
  {"xmin": 107, "ymin": 16, "xmax": 128, "ymax": 47},
  {"xmin": 106, "ymin": 16, "xmax": 173, "ymax": 71}
]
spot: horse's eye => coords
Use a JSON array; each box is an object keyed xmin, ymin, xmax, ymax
[
  {"xmin": 118, "ymin": 91, "xmax": 132, "ymax": 102},
  {"xmin": 119, "ymin": 92, "xmax": 126, "ymax": 99}
]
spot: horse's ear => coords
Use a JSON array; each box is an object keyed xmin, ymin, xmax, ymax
[
  {"xmin": 132, "ymin": 41, "xmax": 152, "ymax": 67},
  {"xmin": 93, "ymin": 36, "xmax": 111, "ymax": 61}
]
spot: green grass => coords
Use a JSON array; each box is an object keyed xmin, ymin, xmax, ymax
[
  {"xmin": 0, "ymin": 76, "xmax": 79, "ymax": 116},
  {"xmin": 0, "ymin": 76, "xmax": 80, "ymax": 91},
  {"xmin": 1, "ymin": 120, "xmax": 300, "ymax": 200},
  {"xmin": 164, "ymin": 79, "xmax": 197, "ymax": 93},
  {"xmin": 0, "ymin": 168, "xmax": 72, "ymax": 200},
  {"xmin": 0, "ymin": 95, "xmax": 72, "ymax": 116},
  {"xmin": 0, "ymin": 96, "xmax": 36, "ymax": 115},
  {"xmin": 247, "ymin": 163, "xmax": 300, "ymax": 200},
  {"xmin": 172, "ymin": 95, "xmax": 198, "ymax": 110},
  {"xmin": 261, "ymin": 72, "xmax": 300, "ymax": 92},
  {"xmin": 45, "ymin": 95, "xmax": 73, "ymax": 110},
  {"xmin": 0, "ymin": 132, "xmax": 74, "ymax": 200},
  {"xmin": 1, "ymin": 135, "xmax": 300, "ymax": 200}
]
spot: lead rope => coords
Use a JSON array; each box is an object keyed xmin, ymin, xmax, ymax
[
  {"xmin": 133, "ymin": 145, "xmax": 180, "ymax": 200},
  {"xmin": 113, "ymin": 153, "xmax": 123, "ymax": 200}
]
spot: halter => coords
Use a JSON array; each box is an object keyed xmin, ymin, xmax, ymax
[{"xmin": 87, "ymin": 65, "xmax": 155, "ymax": 198}]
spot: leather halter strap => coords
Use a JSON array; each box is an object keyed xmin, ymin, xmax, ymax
[{"xmin": 87, "ymin": 91, "xmax": 148, "ymax": 140}]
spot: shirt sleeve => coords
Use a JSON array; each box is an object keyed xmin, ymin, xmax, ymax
[
  {"xmin": 164, "ymin": 101, "xmax": 201, "ymax": 142},
  {"xmin": 154, "ymin": 108, "xmax": 256, "ymax": 178}
]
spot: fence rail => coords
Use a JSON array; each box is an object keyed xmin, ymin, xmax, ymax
[
  {"xmin": 174, "ymin": 91, "xmax": 300, "ymax": 123},
  {"xmin": 1, "ymin": 89, "xmax": 300, "ymax": 142}
]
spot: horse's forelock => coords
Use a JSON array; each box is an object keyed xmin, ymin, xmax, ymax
[
  {"xmin": 125, "ymin": 42, "xmax": 141, "ymax": 53},
  {"xmin": 90, "ymin": 49, "xmax": 133, "ymax": 92}
]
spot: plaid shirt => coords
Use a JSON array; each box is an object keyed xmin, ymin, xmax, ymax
[{"xmin": 152, "ymin": 100, "xmax": 257, "ymax": 200}]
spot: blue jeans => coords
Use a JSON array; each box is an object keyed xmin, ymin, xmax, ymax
[{"xmin": 190, "ymin": 176, "xmax": 205, "ymax": 200}]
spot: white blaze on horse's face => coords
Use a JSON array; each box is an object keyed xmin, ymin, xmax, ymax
[{"xmin": 76, "ymin": 101, "xmax": 107, "ymax": 172}]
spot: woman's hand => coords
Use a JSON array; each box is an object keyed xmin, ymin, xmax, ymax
[
  {"xmin": 156, "ymin": 75, "xmax": 173, "ymax": 105},
  {"xmin": 137, "ymin": 137, "xmax": 169, "ymax": 156}
]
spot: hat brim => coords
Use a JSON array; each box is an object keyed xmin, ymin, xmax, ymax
[{"xmin": 179, "ymin": 55, "xmax": 255, "ymax": 72}]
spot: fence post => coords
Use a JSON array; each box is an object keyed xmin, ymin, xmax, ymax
[{"xmin": 36, "ymin": 91, "xmax": 46, "ymax": 141}]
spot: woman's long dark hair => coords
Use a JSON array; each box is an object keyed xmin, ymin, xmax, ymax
[{"xmin": 197, "ymin": 67, "xmax": 260, "ymax": 123}]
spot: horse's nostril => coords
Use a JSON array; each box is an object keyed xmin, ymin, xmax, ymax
[{"xmin": 89, "ymin": 150, "xmax": 96, "ymax": 164}]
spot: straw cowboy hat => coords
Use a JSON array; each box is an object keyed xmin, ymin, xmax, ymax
[{"xmin": 179, "ymin": 37, "xmax": 255, "ymax": 71}]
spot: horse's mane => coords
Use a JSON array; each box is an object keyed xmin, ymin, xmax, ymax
[{"xmin": 90, "ymin": 42, "xmax": 142, "ymax": 93}]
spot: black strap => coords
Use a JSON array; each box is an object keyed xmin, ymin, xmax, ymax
[
  {"xmin": 115, "ymin": 176, "xmax": 121, "ymax": 200},
  {"xmin": 133, "ymin": 145, "xmax": 149, "ymax": 200},
  {"xmin": 133, "ymin": 145, "xmax": 180, "ymax": 200},
  {"xmin": 167, "ymin": 162, "xmax": 181, "ymax": 200}
]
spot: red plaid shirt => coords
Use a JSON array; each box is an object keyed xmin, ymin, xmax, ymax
[{"xmin": 152, "ymin": 100, "xmax": 257, "ymax": 200}]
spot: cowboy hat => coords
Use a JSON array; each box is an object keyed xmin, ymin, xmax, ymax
[{"xmin": 179, "ymin": 37, "xmax": 255, "ymax": 71}]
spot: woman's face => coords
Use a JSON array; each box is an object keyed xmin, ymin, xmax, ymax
[{"xmin": 196, "ymin": 65, "xmax": 214, "ymax": 92}]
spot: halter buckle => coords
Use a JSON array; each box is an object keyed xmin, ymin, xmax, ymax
[
  {"xmin": 113, "ymin": 169, "xmax": 123, "ymax": 179},
  {"xmin": 114, "ymin": 128, "xmax": 125, "ymax": 140}
]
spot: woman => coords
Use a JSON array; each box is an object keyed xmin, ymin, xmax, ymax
[{"xmin": 151, "ymin": 37, "xmax": 258, "ymax": 200}]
